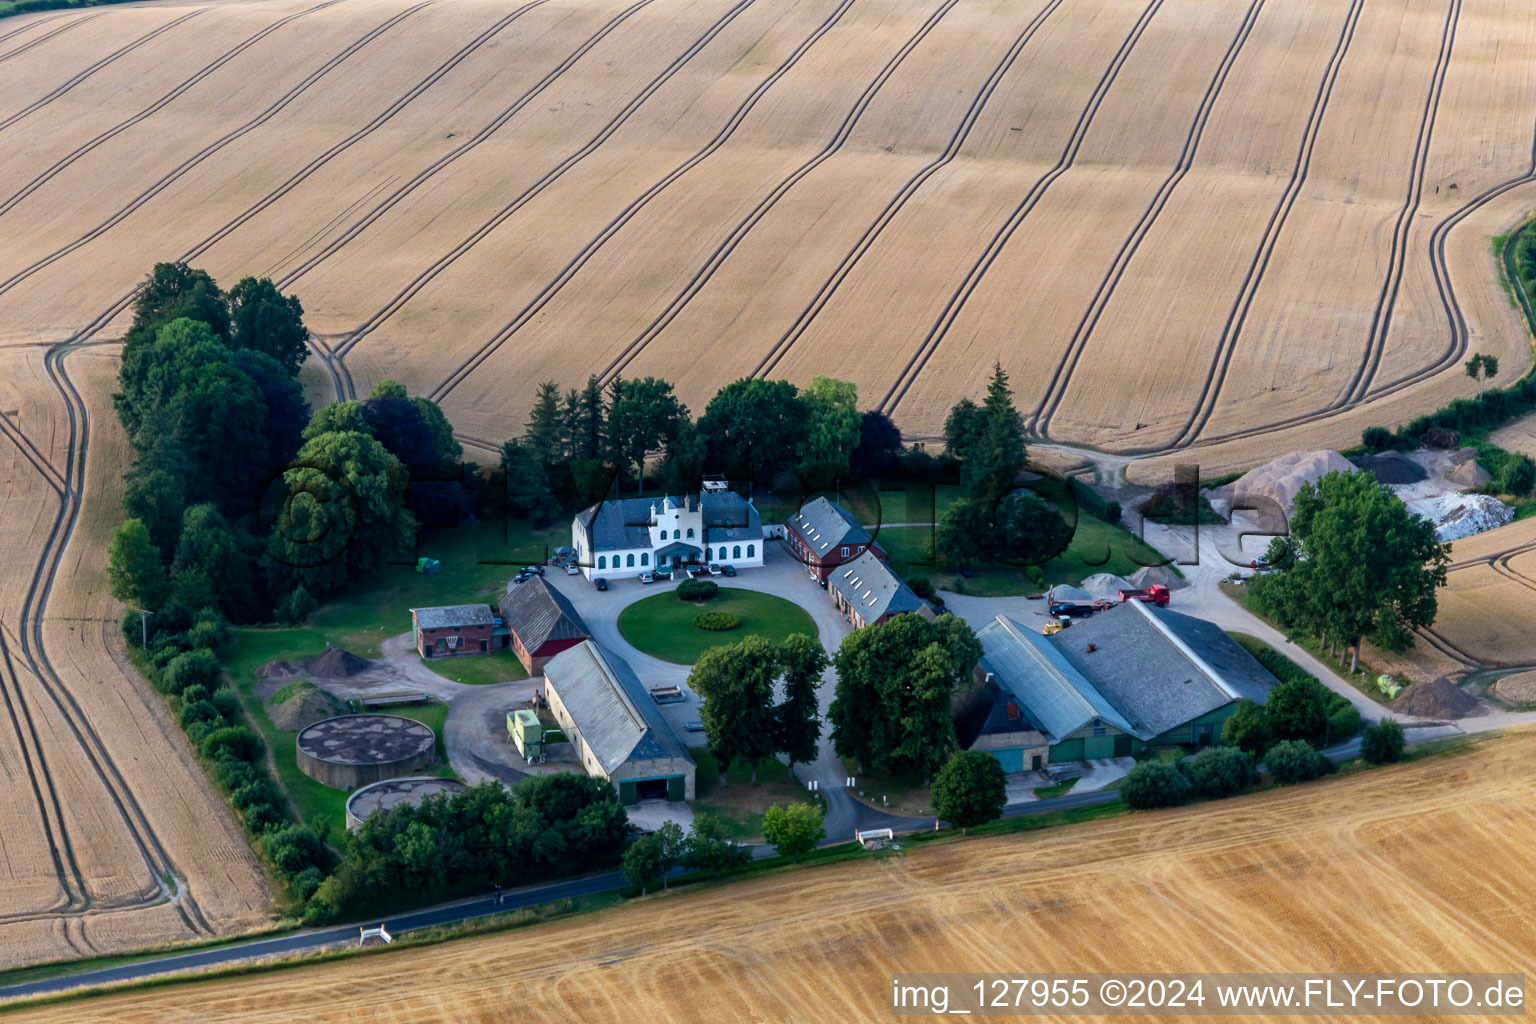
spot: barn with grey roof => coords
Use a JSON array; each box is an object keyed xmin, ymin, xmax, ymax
[
  {"xmin": 827, "ymin": 550, "xmax": 932, "ymax": 628},
  {"xmin": 785, "ymin": 496, "xmax": 886, "ymax": 580},
  {"xmin": 541, "ymin": 641, "xmax": 695, "ymax": 803},
  {"xmin": 966, "ymin": 602, "xmax": 1279, "ymax": 768},
  {"xmin": 498, "ymin": 576, "xmax": 590, "ymax": 675}
]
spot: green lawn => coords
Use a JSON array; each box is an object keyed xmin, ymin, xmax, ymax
[
  {"xmin": 419, "ymin": 648, "xmax": 528, "ymax": 686},
  {"xmin": 879, "ymin": 516, "xmax": 1169, "ymax": 596},
  {"xmin": 305, "ymin": 519, "xmax": 563, "ymax": 657},
  {"xmin": 617, "ymin": 588, "xmax": 817, "ymax": 664},
  {"xmin": 221, "ymin": 629, "xmax": 457, "ymax": 839}
]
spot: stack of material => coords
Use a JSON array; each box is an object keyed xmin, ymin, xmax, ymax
[
  {"xmin": 305, "ymin": 648, "xmax": 370, "ymax": 678},
  {"xmin": 1078, "ymin": 573, "xmax": 1135, "ymax": 600},
  {"xmin": 1209, "ymin": 450, "xmax": 1356, "ymax": 532},
  {"xmin": 1348, "ymin": 451, "xmax": 1427, "ymax": 485},
  {"xmin": 1128, "ymin": 565, "xmax": 1188, "ymax": 591},
  {"xmin": 1406, "ymin": 493, "xmax": 1514, "ymax": 542},
  {"xmin": 1047, "ymin": 584, "xmax": 1093, "ymax": 604},
  {"xmin": 1390, "ymin": 677, "xmax": 1482, "ymax": 719}
]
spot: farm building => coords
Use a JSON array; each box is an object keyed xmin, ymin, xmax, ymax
[
  {"xmin": 827, "ymin": 550, "xmax": 933, "ymax": 629},
  {"xmin": 968, "ymin": 602, "xmax": 1278, "ymax": 768},
  {"xmin": 572, "ymin": 479, "xmax": 763, "ymax": 580},
  {"xmin": 541, "ymin": 641, "xmax": 695, "ymax": 804},
  {"xmin": 784, "ymin": 496, "xmax": 887, "ymax": 581},
  {"xmin": 498, "ymin": 576, "xmax": 590, "ymax": 675},
  {"xmin": 411, "ymin": 603, "xmax": 495, "ymax": 658}
]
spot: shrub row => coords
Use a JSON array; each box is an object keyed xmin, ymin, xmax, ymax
[
  {"xmin": 693, "ymin": 612, "xmax": 740, "ymax": 631},
  {"xmin": 122, "ymin": 607, "xmax": 333, "ymax": 911},
  {"xmin": 1120, "ymin": 739, "xmax": 1338, "ymax": 810}
]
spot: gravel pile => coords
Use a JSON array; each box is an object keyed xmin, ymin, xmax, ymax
[
  {"xmin": 305, "ymin": 648, "xmax": 370, "ymax": 678},
  {"xmin": 1349, "ymin": 451, "xmax": 1427, "ymax": 485},
  {"xmin": 1390, "ymin": 677, "xmax": 1482, "ymax": 719}
]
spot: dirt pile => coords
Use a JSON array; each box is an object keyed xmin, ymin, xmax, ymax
[
  {"xmin": 305, "ymin": 648, "xmax": 370, "ymax": 678},
  {"xmin": 1210, "ymin": 451, "xmax": 1356, "ymax": 531},
  {"xmin": 255, "ymin": 659, "xmax": 299, "ymax": 679},
  {"xmin": 265, "ymin": 681, "xmax": 347, "ymax": 732},
  {"xmin": 1349, "ymin": 451, "xmax": 1427, "ymax": 485},
  {"xmin": 1128, "ymin": 565, "xmax": 1188, "ymax": 591},
  {"xmin": 1390, "ymin": 677, "xmax": 1482, "ymax": 719},
  {"xmin": 1079, "ymin": 573, "xmax": 1135, "ymax": 600}
]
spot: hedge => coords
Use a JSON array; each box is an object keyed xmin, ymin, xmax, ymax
[{"xmin": 693, "ymin": 612, "xmax": 740, "ymax": 631}]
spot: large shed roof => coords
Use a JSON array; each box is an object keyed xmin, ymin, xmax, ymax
[
  {"xmin": 499, "ymin": 577, "xmax": 588, "ymax": 653},
  {"xmin": 976, "ymin": 616, "xmax": 1134, "ymax": 741},
  {"xmin": 411, "ymin": 604, "xmax": 494, "ymax": 630},
  {"xmin": 543, "ymin": 642, "xmax": 691, "ymax": 773},
  {"xmin": 789, "ymin": 497, "xmax": 870, "ymax": 555},
  {"xmin": 828, "ymin": 550, "xmax": 924, "ymax": 622}
]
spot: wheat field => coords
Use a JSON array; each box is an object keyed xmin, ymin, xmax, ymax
[
  {"xmin": 1416, "ymin": 516, "xmax": 1536, "ymax": 672},
  {"xmin": 10, "ymin": 728, "xmax": 1535, "ymax": 1022},
  {"xmin": 2, "ymin": 0, "xmax": 1536, "ymax": 971}
]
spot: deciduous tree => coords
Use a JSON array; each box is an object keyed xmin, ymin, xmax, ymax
[
  {"xmin": 762, "ymin": 801, "xmax": 825, "ymax": 862},
  {"xmin": 931, "ymin": 751, "xmax": 1006, "ymax": 832}
]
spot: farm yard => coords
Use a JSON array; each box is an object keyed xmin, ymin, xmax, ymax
[
  {"xmin": 3, "ymin": 0, "xmax": 1536, "ymax": 977},
  {"xmin": 9, "ymin": 729, "xmax": 1536, "ymax": 1022}
]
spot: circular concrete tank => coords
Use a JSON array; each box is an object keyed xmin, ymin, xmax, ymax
[
  {"xmin": 345, "ymin": 776, "xmax": 467, "ymax": 828},
  {"xmin": 296, "ymin": 714, "xmax": 436, "ymax": 790}
]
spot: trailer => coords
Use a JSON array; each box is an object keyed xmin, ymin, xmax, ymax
[{"xmin": 649, "ymin": 685, "xmax": 687, "ymax": 705}]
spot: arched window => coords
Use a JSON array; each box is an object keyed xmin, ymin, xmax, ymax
[
  {"xmin": 641, "ymin": 553, "xmax": 649, "ymax": 566},
  {"xmin": 747, "ymin": 544, "xmax": 755, "ymax": 558},
  {"xmin": 627, "ymin": 553, "xmax": 635, "ymax": 567},
  {"xmin": 686, "ymin": 528, "xmax": 694, "ymax": 539},
  {"xmin": 673, "ymin": 529, "xmax": 680, "ymax": 540},
  {"xmin": 706, "ymin": 547, "xmax": 713, "ymax": 560},
  {"xmin": 597, "ymin": 556, "xmax": 606, "ymax": 570},
  {"xmin": 733, "ymin": 545, "xmax": 741, "ymax": 558}
]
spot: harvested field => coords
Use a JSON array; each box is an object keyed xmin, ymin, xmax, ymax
[
  {"xmin": 0, "ymin": 0, "xmax": 1530, "ymax": 459},
  {"xmin": 1417, "ymin": 516, "xmax": 1536, "ymax": 673},
  {"xmin": 0, "ymin": 344, "xmax": 274, "ymax": 970},
  {"xmin": 3, "ymin": 0, "xmax": 1536, "ymax": 972},
  {"xmin": 13, "ymin": 728, "xmax": 1536, "ymax": 1022},
  {"xmin": 1489, "ymin": 410, "xmax": 1536, "ymax": 459}
]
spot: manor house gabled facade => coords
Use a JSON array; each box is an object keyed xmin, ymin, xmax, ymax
[{"xmin": 572, "ymin": 480, "xmax": 764, "ymax": 580}]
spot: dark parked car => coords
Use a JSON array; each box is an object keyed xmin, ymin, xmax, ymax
[
  {"xmin": 523, "ymin": 565, "xmax": 546, "ymax": 576},
  {"xmin": 719, "ymin": 564, "xmax": 736, "ymax": 577},
  {"xmin": 512, "ymin": 572, "xmax": 533, "ymax": 584},
  {"xmin": 594, "ymin": 577, "xmax": 608, "ymax": 592}
]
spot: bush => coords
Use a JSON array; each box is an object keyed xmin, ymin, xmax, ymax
[
  {"xmin": 281, "ymin": 585, "xmax": 317, "ymax": 625},
  {"xmin": 231, "ymin": 779, "xmax": 280, "ymax": 812},
  {"xmin": 178, "ymin": 699, "xmax": 223, "ymax": 730},
  {"xmin": 1221, "ymin": 699, "xmax": 1271, "ymax": 755},
  {"xmin": 260, "ymin": 824, "xmax": 327, "ymax": 877},
  {"xmin": 931, "ymin": 751, "xmax": 1007, "ymax": 832},
  {"xmin": 160, "ymin": 647, "xmax": 222, "ymax": 696},
  {"xmin": 1326, "ymin": 699, "xmax": 1362, "ymax": 744},
  {"xmin": 1494, "ymin": 453, "xmax": 1536, "ymax": 497},
  {"xmin": 240, "ymin": 800, "xmax": 287, "ymax": 835},
  {"xmin": 1119, "ymin": 761, "xmax": 1190, "ymax": 809},
  {"xmin": 1361, "ymin": 426, "xmax": 1396, "ymax": 453},
  {"xmin": 1264, "ymin": 677, "xmax": 1330, "ymax": 744},
  {"xmin": 212, "ymin": 757, "xmax": 261, "ymax": 792},
  {"xmin": 1264, "ymin": 739, "xmax": 1335, "ymax": 785},
  {"xmin": 1360, "ymin": 717, "xmax": 1406, "ymax": 764},
  {"xmin": 693, "ymin": 612, "xmax": 740, "ymax": 631},
  {"xmin": 211, "ymin": 686, "xmax": 242, "ymax": 722},
  {"xmin": 1185, "ymin": 746, "xmax": 1254, "ymax": 799},
  {"xmin": 200, "ymin": 725, "xmax": 262, "ymax": 763},
  {"xmin": 907, "ymin": 576, "xmax": 934, "ymax": 600},
  {"xmin": 676, "ymin": 579, "xmax": 719, "ymax": 602}
]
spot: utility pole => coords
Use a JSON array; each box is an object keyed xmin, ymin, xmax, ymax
[{"xmin": 132, "ymin": 608, "xmax": 149, "ymax": 647}]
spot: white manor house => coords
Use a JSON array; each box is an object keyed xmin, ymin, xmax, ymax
[{"xmin": 573, "ymin": 479, "xmax": 765, "ymax": 580}]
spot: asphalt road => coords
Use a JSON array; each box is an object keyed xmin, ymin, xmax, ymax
[{"xmin": 0, "ymin": 789, "xmax": 1119, "ymax": 1003}]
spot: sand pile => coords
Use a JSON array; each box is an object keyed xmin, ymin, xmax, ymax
[
  {"xmin": 1079, "ymin": 573, "xmax": 1135, "ymax": 600},
  {"xmin": 1390, "ymin": 677, "xmax": 1482, "ymax": 719},
  {"xmin": 1211, "ymin": 451, "xmax": 1356, "ymax": 531},
  {"xmin": 266, "ymin": 681, "xmax": 347, "ymax": 731},
  {"xmin": 1444, "ymin": 448, "xmax": 1492, "ymax": 488},
  {"xmin": 305, "ymin": 648, "xmax": 370, "ymax": 678},
  {"xmin": 1349, "ymin": 451, "xmax": 1427, "ymax": 485},
  {"xmin": 255, "ymin": 659, "xmax": 300, "ymax": 679},
  {"xmin": 1129, "ymin": 565, "xmax": 1188, "ymax": 591}
]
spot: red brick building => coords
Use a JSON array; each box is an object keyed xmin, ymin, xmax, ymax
[
  {"xmin": 499, "ymin": 577, "xmax": 590, "ymax": 676},
  {"xmin": 784, "ymin": 496, "xmax": 887, "ymax": 581},
  {"xmin": 411, "ymin": 603, "xmax": 496, "ymax": 658}
]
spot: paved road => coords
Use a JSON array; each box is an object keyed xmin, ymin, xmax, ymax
[{"xmin": 0, "ymin": 787, "xmax": 1115, "ymax": 1003}]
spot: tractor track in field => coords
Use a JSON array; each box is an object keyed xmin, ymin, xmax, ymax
[
  {"xmin": 1099, "ymin": 0, "xmax": 1365, "ymax": 452},
  {"xmin": 1029, "ymin": 0, "xmax": 1269, "ymax": 437},
  {"xmin": 0, "ymin": 0, "xmax": 350, "ymax": 222},
  {"xmin": 1168, "ymin": 0, "xmax": 1464, "ymax": 452},
  {"xmin": 0, "ymin": 1, "xmax": 431, "ymax": 301},
  {"xmin": 602, "ymin": 0, "xmax": 1024, "ymax": 389},
  {"xmin": 427, "ymin": 0, "xmax": 862, "ymax": 402},
  {"xmin": 0, "ymin": 10, "xmax": 72, "ymax": 46},
  {"xmin": 269, "ymin": 0, "xmax": 662, "ymax": 310},
  {"xmin": 0, "ymin": 10, "xmax": 101, "ymax": 63},
  {"xmin": 0, "ymin": 410, "xmax": 65, "ymax": 495},
  {"xmin": 1349, "ymin": 0, "xmax": 1462, "ymax": 403},
  {"xmin": 328, "ymin": 0, "xmax": 759, "ymax": 395},
  {"xmin": 0, "ymin": 340, "xmax": 213, "ymax": 937},
  {"xmin": 879, "ymin": 0, "xmax": 1168, "ymax": 417},
  {"xmin": 0, "ymin": 8, "xmax": 207, "ymax": 135},
  {"xmin": 67, "ymin": 0, "xmax": 549, "ymax": 376}
]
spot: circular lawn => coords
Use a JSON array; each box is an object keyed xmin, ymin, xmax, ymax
[{"xmin": 617, "ymin": 587, "xmax": 819, "ymax": 664}]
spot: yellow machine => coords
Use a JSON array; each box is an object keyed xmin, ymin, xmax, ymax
[{"xmin": 1043, "ymin": 619, "xmax": 1066, "ymax": 635}]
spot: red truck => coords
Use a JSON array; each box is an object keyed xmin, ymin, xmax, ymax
[{"xmin": 1117, "ymin": 585, "xmax": 1171, "ymax": 607}]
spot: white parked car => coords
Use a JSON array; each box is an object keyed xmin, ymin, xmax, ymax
[
  {"xmin": 565, "ymin": 564, "xmax": 579, "ymax": 575},
  {"xmin": 707, "ymin": 564, "xmax": 721, "ymax": 576}
]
